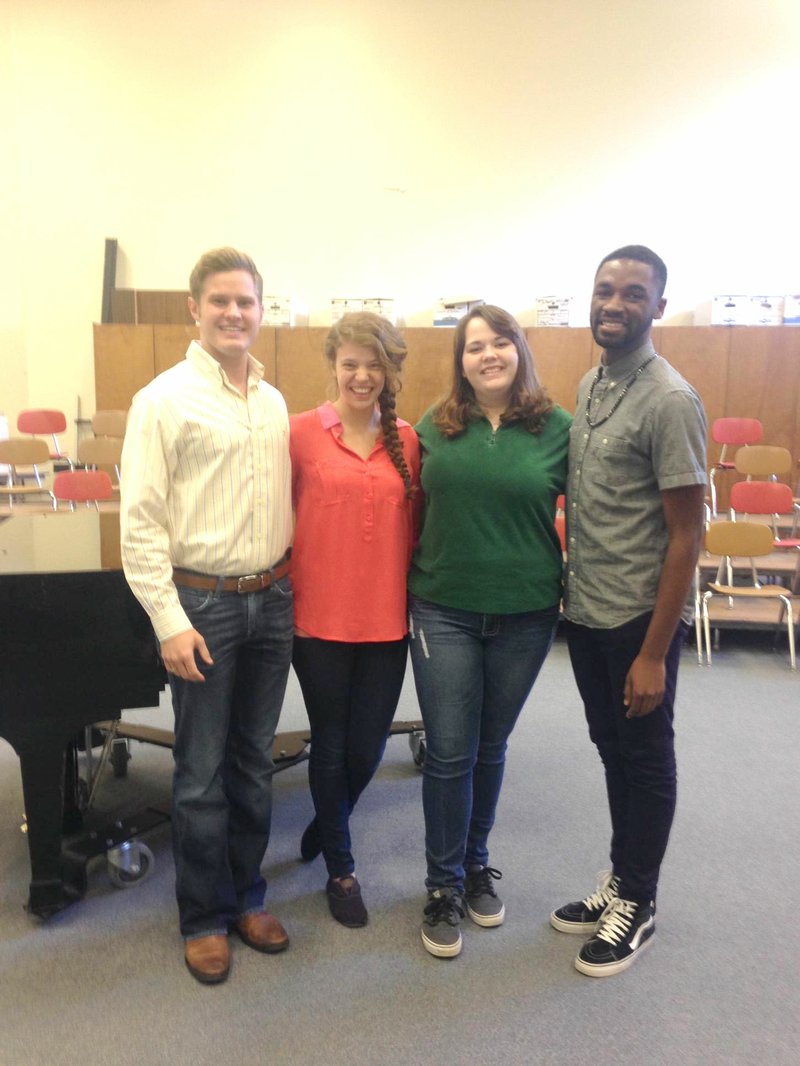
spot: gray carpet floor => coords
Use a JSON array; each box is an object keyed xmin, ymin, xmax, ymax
[{"xmin": 1, "ymin": 633, "xmax": 798, "ymax": 1065}]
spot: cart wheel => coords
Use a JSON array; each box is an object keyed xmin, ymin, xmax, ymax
[
  {"xmin": 110, "ymin": 738, "xmax": 131, "ymax": 778},
  {"xmin": 409, "ymin": 731, "xmax": 426, "ymax": 769},
  {"xmin": 107, "ymin": 841, "xmax": 154, "ymax": 888}
]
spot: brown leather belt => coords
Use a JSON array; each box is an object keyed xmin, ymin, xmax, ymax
[{"xmin": 173, "ymin": 551, "xmax": 291, "ymax": 595}]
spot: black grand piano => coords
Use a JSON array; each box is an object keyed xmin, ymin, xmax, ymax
[{"xmin": 0, "ymin": 569, "xmax": 166, "ymax": 918}]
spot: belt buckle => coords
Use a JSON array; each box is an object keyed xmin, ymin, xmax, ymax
[{"xmin": 236, "ymin": 573, "xmax": 263, "ymax": 594}]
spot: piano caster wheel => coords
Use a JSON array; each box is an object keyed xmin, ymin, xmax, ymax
[
  {"xmin": 107, "ymin": 840, "xmax": 154, "ymax": 889},
  {"xmin": 110, "ymin": 738, "xmax": 131, "ymax": 778},
  {"xmin": 409, "ymin": 731, "xmax": 426, "ymax": 770}
]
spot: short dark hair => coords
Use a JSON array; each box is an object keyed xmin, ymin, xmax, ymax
[
  {"xmin": 189, "ymin": 247, "xmax": 263, "ymax": 302},
  {"xmin": 597, "ymin": 245, "xmax": 667, "ymax": 298}
]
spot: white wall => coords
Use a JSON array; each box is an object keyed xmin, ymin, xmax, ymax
[{"xmin": 3, "ymin": 0, "xmax": 799, "ymax": 447}]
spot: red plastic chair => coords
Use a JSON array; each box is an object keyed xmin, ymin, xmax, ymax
[
  {"xmin": 52, "ymin": 469, "xmax": 113, "ymax": 511},
  {"xmin": 708, "ymin": 417, "xmax": 763, "ymax": 515},
  {"xmin": 17, "ymin": 409, "xmax": 73, "ymax": 466},
  {"xmin": 729, "ymin": 480, "xmax": 800, "ymax": 549}
]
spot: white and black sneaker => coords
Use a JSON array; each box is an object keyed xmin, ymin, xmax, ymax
[
  {"xmin": 550, "ymin": 870, "xmax": 620, "ymax": 934},
  {"xmin": 421, "ymin": 888, "xmax": 465, "ymax": 958},
  {"xmin": 464, "ymin": 865, "xmax": 505, "ymax": 927},
  {"xmin": 574, "ymin": 897, "xmax": 655, "ymax": 977}
]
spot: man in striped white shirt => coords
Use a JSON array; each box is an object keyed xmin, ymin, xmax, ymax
[{"xmin": 121, "ymin": 248, "xmax": 294, "ymax": 985}]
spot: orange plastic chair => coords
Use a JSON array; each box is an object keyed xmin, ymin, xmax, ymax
[
  {"xmin": 708, "ymin": 417, "xmax": 762, "ymax": 514},
  {"xmin": 17, "ymin": 409, "xmax": 73, "ymax": 466},
  {"xmin": 52, "ymin": 469, "xmax": 113, "ymax": 511}
]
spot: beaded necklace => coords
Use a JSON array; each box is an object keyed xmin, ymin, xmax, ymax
[{"xmin": 584, "ymin": 355, "xmax": 656, "ymax": 429}]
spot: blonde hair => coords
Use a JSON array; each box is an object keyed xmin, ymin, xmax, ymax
[{"xmin": 189, "ymin": 247, "xmax": 263, "ymax": 302}]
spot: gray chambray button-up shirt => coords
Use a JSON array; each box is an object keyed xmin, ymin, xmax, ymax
[{"xmin": 563, "ymin": 340, "xmax": 707, "ymax": 630}]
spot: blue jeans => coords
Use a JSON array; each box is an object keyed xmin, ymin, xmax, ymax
[
  {"xmin": 565, "ymin": 613, "xmax": 683, "ymax": 903},
  {"xmin": 292, "ymin": 637, "xmax": 408, "ymax": 878},
  {"xmin": 169, "ymin": 575, "xmax": 293, "ymax": 939},
  {"xmin": 408, "ymin": 594, "xmax": 558, "ymax": 890}
]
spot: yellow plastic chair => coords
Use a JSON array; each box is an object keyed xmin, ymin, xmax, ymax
[
  {"xmin": 702, "ymin": 520, "xmax": 795, "ymax": 669},
  {"xmin": 0, "ymin": 438, "xmax": 54, "ymax": 508},
  {"xmin": 78, "ymin": 435, "xmax": 123, "ymax": 489},
  {"xmin": 734, "ymin": 444, "xmax": 792, "ymax": 480},
  {"xmin": 91, "ymin": 409, "xmax": 128, "ymax": 438}
]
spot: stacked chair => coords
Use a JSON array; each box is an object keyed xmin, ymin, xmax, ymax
[
  {"xmin": 699, "ymin": 435, "xmax": 799, "ymax": 669},
  {"xmin": 0, "ymin": 438, "xmax": 54, "ymax": 508},
  {"xmin": 77, "ymin": 409, "xmax": 128, "ymax": 494},
  {"xmin": 17, "ymin": 409, "xmax": 73, "ymax": 470},
  {"xmin": 707, "ymin": 416, "xmax": 762, "ymax": 516}
]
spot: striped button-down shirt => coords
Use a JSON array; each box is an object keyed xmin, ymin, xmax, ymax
[{"xmin": 121, "ymin": 341, "xmax": 292, "ymax": 642}]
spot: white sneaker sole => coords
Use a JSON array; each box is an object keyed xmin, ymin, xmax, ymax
[
  {"xmin": 574, "ymin": 930, "xmax": 654, "ymax": 977},
  {"xmin": 466, "ymin": 902, "xmax": 506, "ymax": 927},
  {"xmin": 549, "ymin": 911, "xmax": 601, "ymax": 934},
  {"xmin": 421, "ymin": 927, "xmax": 462, "ymax": 958}
]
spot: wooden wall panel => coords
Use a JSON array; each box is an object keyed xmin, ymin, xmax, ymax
[
  {"xmin": 655, "ymin": 326, "xmax": 730, "ymax": 429},
  {"xmin": 136, "ymin": 290, "xmax": 193, "ymax": 325},
  {"xmin": 110, "ymin": 288, "xmax": 136, "ymax": 324},
  {"xmin": 94, "ymin": 324, "xmax": 155, "ymax": 412},
  {"xmin": 726, "ymin": 327, "xmax": 800, "ymax": 455},
  {"xmin": 100, "ymin": 515, "xmax": 122, "ymax": 570},
  {"xmin": 154, "ymin": 325, "xmax": 198, "ymax": 376},
  {"xmin": 253, "ymin": 328, "xmax": 278, "ymax": 386},
  {"xmin": 529, "ymin": 327, "xmax": 594, "ymax": 414},
  {"xmin": 400, "ymin": 329, "xmax": 453, "ymax": 425},
  {"xmin": 275, "ymin": 328, "xmax": 330, "ymax": 414}
]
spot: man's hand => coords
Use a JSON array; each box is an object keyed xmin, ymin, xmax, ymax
[
  {"xmin": 160, "ymin": 629, "xmax": 213, "ymax": 682},
  {"xmin": 623, "ymin": 653, "xmax": 665, "ymax": 718}
]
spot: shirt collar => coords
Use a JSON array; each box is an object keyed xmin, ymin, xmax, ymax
[
  {"xmin": 317, "ymin": 400, "xmax": 411, "ymax": 430},
  {"xmin": 187, "ymin": 340, "xmax": 265, "ymax": 390},
  {"xmin": 317, "ymin": 401, "xmax": 342, "ymax": 429},
  {"xmin": 600, "ymin": 340, "xmax": 656, "ymax": 382}
]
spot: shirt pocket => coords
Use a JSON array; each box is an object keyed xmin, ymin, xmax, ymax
[
  {"xmin": 311, "ymin": 459, "xmax": 353, "ymax": 506},
  {"xmin": 590, "ymin": 434, "xmax": 638, "ymax": 487}
]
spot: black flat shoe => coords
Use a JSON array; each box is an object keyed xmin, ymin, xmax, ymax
[
  {"xmin": 326, "ymin": 876, "xmax": 368, "ymax": 927},
  {"xmin": 300, "ymin": 818, "xmax": 322, "ymax": 862}
]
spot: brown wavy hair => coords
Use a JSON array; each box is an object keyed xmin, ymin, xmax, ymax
[
  {"xmin": 432, "ymin": 305, "xmax": 553, "ymax": 437},
  {"xmin": 325, "ymin": 312, "xmax": 415, "ymax": 498}
]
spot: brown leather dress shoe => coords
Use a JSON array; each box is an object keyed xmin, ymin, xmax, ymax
[
  {"xmin": 234, "ymin": 911, "xmax": 290, "ymax": 954},
  {"xmin": 185, "ymin": 934, "xmax": 230, "ymax": 985}
]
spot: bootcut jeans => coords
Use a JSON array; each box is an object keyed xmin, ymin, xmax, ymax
[{"xmin": 169, "ymin": 575, "xmax": 293, "ymax": 939}]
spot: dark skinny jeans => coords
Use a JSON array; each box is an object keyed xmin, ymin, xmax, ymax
[{"xmin": 292, "ymin": 636, "xmax": 409, "ymax": 879}]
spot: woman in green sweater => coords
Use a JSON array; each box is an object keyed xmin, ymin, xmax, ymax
[{"xmin": 409, "ymin": 304, "xmax": 571, "ymax": 958}]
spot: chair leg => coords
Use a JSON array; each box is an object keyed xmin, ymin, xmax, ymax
[
  {"xmin": 702, "ymin": 595, "xmax": 712, "ymax": 665},
  {"xmin": 780, "ymin": 596, "xmax": 796, "ymax": 670}
]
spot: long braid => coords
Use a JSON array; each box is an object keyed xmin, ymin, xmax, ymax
[{"xmin": 378, "ymin": 389, "xmax": 415, "ymax": 499}]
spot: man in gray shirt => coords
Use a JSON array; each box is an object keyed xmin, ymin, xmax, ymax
[{"xmin": 550, "ymin": 245, "xmax": 706, "ymax": 977}]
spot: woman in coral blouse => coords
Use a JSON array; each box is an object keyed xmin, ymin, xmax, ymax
[{"xmin": 289, "ymin": 312, "xmax": 420, "ymax": 927}]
